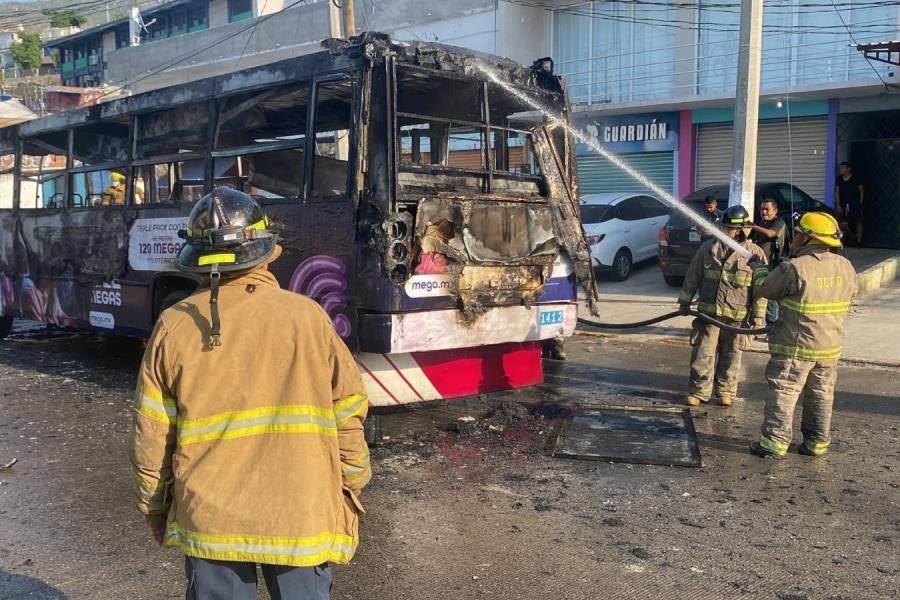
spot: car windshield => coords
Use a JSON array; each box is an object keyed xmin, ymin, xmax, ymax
[
  {"xmin": 669, "ymin": 201, "xmax": 710, "ymax": 228},
  {"xmin": 581, "ymin": 204, "xmax": 613, "ymax": 224}
]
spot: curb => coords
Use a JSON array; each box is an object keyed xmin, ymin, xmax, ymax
[{"xmin": 856, "ymin": 253, "xmax": 900, "ymax": 297}]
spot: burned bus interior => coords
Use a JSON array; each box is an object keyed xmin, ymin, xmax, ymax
[{"xmin": 0, "ymin": 32, "xmax": 596, "ymax": 345}]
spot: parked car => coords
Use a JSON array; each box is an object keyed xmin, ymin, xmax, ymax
[
  {"xmin": 657, "ymin": 182, "xmax": 833, "ymax": 287},
  {"xmin": 581, "ymin": 192, "xmax": 670, "ymax": 281}
]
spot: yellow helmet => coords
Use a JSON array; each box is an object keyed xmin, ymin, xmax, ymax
[
  {"xmin": 110, "ymin": 171, "xmax": 126, "ymax": 183},
  {"xmin": 796, "ymin": 212, "xmax": 842, "ymax": 248}
]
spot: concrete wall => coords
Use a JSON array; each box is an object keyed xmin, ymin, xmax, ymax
[
  {"xmin": 106, "ymin": 1, "xmax": 332, "ymax": 93},
  {"xmin": 105, "ymin": 0, "xmax": 502, "ymax": 94},
  {"xmin": 496, "ymin": 1, "xmax": 551, "ymax": 65},
  {"xmin": 209, "ymin": 0, "xmax": 229, "ymax": 28},
  {"xmin": 102, "ymin": 32, "xmax": 117, "ymax": 56}
]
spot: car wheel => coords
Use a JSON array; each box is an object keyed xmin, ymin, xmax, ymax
[
  {"xmin": 0, "ymin": 315, "xmax": 13, "ymax": 340},
  {"xmin": 609, "ymin": 249, "xmax": 632, "ymax": 282},
  {"xmin": 664, "ymin": 275, "xmax": 684, "ymax": 287}
]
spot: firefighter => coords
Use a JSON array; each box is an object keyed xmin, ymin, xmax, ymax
[
  {"xmin": 129, "ymin": 188, "xmax": 370, "ymax": 599},
  {"xmin": 678, "ymin": 205, "xmax": 767, "ymax": 407},
  {"xmin": 749, "ymin": 212, "xmax": 857, "ymax": 458}
]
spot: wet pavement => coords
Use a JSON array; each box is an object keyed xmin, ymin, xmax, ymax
[{"xmin": 1, "ymin": 327, "xmax": 898, "ymax": 599}]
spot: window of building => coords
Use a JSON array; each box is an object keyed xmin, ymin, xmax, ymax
[
  {"xmin": 553, "ymin": 2, "xmax": 677, "ymax": 104},
  {"xmin": 136, "ymin": 101, "xmax": 210, "ymax": 158},
  {"xmin": 214, "ymin": 82, "xmax": 309, "ymax": 200},
  {"xmin": 170, "ymin": 9, "xmax": 187, "ymax": 35},
  {"xmin": 188, "ymin": 3, "xmax": 209, "ymax": 31},
  {"xmin": 311, "ymin": 76, "xmax": 356, "ymax": 197},
  {"xmin": 228, "ymin": 0, "xmax": 253, "ymax": 23}
]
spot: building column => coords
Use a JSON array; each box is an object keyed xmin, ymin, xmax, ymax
[
  {"xmin": 677, "ymin": 110, "xmax": 695, "ymax": 198},
  {"xmin": 824, "ymin": 98, "xmax": 839, "ymax": 208}
]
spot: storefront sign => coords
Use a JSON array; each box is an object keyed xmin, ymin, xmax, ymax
[
  {"xmin": 577, "ymin": 112, "xmax": 679, "ymax": 154},
  {"xmin": 128, "ymin": 217, "xmax": 189, "ymax": 272}
]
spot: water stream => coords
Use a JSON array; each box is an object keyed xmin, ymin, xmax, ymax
[{"xmin": 475, "ymin": 62, "xmax": 752, "ymax": 260}]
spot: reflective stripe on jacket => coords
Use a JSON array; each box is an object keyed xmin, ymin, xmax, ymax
[
  {"xmin": 678, "ymin": 237, "xmax": 768, "ymax": 323},
  {"xmin": 753, "ymin": 245, "xmax": 858, "ymax": 360},
  {"xmin": 129, "ymin": 267, "xmax": 370, "ymax": 567}
]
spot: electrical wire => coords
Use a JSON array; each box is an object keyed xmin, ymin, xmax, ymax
[
  {"xmin": 82, "ymin": 0, "xmax": 313, "ymax": 104},
  {"xmin": 828, "ymin": 0, "xmax": 892, "ymax": 91}
]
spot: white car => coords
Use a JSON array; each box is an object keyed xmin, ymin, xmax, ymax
[{"xmin": 580, "ymin": 192, "xmax": 670, "ymax": 281}]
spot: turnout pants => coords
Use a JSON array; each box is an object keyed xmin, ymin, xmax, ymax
[
  {"xmin": 759, "ymin": 355, "xmax": 838, "ymax": 455},
  {"xmin": 688, "ymin": 319, "xmax": 747, "ymax": 401},
  {"xmin": 185, "ymin": 557, "xmax": 332, "ymax": 600}
]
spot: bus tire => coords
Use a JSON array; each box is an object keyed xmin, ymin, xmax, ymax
[{"xmin": 0, "ymin": 315, "xmax": 13, "ymax": 340}]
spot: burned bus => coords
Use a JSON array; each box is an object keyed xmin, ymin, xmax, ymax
[{"xmin": 0, "ymin": 33, "xmax": 596, "ymax": 405}]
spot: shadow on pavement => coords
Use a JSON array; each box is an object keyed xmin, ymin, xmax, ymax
[{"xmin": 0, "ymin": 570, "xmax": 67, "ymax": 599}]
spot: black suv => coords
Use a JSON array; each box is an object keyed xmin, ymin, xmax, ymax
[{"xmin": 657, "ymin": 182, "xmax": 832, "ymax": 287}]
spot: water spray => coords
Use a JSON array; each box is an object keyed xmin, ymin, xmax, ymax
[
  {"xmin": 474, "ymin": 61, "xmax": 769, "ymax": 335},
  {"xmin": 475, "ymin": 61, "xmax": 753, "ymax": 261}
]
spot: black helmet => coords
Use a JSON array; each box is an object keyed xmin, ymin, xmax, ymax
[
  {"xmin": 175, "ymin": 188, "xmax": 277, "ymax": 348},
  {"xmin": 176, "ymin": 187, "xmax": 277, "ymax": 273},
  {"xmin": 721, "ymin": 205, "xmax": 752, "ymax": 229}
]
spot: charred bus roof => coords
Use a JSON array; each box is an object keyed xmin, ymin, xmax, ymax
[{"xmin": 8, "ymin": 32, "xmax": 563, "ymax": 143}]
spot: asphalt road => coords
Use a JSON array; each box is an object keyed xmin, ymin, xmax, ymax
[{"xmin": 1, "ymin": 325, "xmax": 898, "ymax": 599}]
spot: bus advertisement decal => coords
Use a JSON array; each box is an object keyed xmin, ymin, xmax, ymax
[
  {"xmin": 89, "ymin": 311, "xmax": 115, "ymax": 330},
  {"xmin": 128, "ymin": 217, "xmax": 189, "ymax": 272}
]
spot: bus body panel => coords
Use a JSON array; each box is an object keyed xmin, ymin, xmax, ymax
[{"xmin": 0, "ymin": 33, "xmax": 597, "ymax": 406}]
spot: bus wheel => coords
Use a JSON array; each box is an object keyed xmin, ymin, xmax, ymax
[{"xmin": 0, "ymin": 315, "xmax": 13, "ymax": 340}]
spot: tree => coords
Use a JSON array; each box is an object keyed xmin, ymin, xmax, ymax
[
  {"xmin": 45, "ymin": 10, "xmax": 88, "ymax": 28},
  {"xmin": 10, "ymin": 31, "xmax": 42, "ymax": 73}
]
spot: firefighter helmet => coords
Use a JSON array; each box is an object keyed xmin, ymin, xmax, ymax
[
  {"xmin": 795, "ymin": 211, "xmax": 843, "ymax": 248},
  {"xmin": 721, "ymin": 205, "xmax": 753, "ymax": 229},
  {"xmin": 176, "ymin": 187, "xmax": 277, "ymax": 274}
]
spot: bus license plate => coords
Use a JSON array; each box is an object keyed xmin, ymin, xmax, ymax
[{"xmin": 689, "ymin": 231, "xmax": 701, "ymax": 243}]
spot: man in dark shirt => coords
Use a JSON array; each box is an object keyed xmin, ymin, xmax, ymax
[
  {"xmin": 835, "ymin": 161, "xmax": 864, "ymax": 245},
  {"xmin": 703, "ymin": 195, "xmax": 723, "ymax": 223},
  {"xmin": 750, "ymin": 197, "xmax": 787, "ymax": 326}
]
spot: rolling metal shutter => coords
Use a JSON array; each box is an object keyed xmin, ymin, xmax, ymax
[
  {"xmin": 577, "ymin": 152, "xmax": 674, "ymax": 197},
  {"xmin": 696, "ymin": 117, "xmax": 828, "ymax": 200}
]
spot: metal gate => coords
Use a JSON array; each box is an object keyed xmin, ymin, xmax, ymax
[
  {"xmin": 577, "ymin": 152, "xmax": 674, "ymax": 197},
  {"xmin": 696, "ymin": 118, "xmax": 828, "ymax": 200}
]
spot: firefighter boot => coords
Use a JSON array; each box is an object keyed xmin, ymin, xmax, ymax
[
  {"xmin": 685, "ymin": 395, "xmax": 708, "ymax": 406},
  {"xmin": 798, "ymin": 439, "xmax": 829, "ymax": 457},
  {"xmin": 750, "ymin": 437, "xmax": 787, "ymax": 459},
  {"xmin": 718, "ymin": 395, "xmax": 734, "ymax": 407}
]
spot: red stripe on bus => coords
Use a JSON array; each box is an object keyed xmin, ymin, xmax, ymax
[
  {"xmin": 355, "ymin": 358, "xmax": 402, "ymax": 405},
  {"xmin": 412, "ymin": 342, "xmax": 542, "ymax": 399},
  {"xmin": 383, "ymin": 354, "xmax": 425, "ymax": 402}
]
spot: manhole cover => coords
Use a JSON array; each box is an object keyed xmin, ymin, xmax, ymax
[{"xmin": 554, "ymin": 404, "xmax": 702, "ymax": 468}]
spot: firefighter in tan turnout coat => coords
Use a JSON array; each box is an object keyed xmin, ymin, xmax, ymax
[
  {"xmin": 750, "ymin": 212, "xmax": 857, "ymax": 458},
  {"xmin": 129, "ymin": 189, "xmax": 370, "ymax": 600},
  {"xmin": 678, "ymin": 205, "xmax": 767, "ymax": 407}
]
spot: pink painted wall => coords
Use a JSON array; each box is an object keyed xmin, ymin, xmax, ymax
[{"xmin": 677, "ymin": 110, "xmax": 695, "ymax": 199}]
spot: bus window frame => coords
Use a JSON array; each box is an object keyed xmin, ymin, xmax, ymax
[
  {"xmin": 16, "ymin": 136, "xmax": 69, "ymax": 212},
  {"xmin": 391, "ymin": 66, "xmax": 548, "ymax": 200},
  {"xmin": 304, "ymin": 71, "xmax": 361, "ymax": 204}
]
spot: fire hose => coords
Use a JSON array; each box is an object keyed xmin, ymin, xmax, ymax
[{"xmin": 577, "ymin": 309, "xmax": 771, "ymax": 336}]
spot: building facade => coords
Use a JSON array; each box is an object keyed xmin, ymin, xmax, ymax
[{"xmin": 554, "ymin": 0, "xmax": 899, "ymax": 248}]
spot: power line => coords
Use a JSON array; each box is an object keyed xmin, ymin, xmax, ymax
[
  {"xmin": 828, "ymin": 0, "xmax": 891, "ymax": 91},
  {"xmin": 84, "ymin": 0, "xmax": 313, "ymax": 104}
]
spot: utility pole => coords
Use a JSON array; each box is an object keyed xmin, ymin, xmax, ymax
[
  {"xmin": 341, "ymin": 0, "xmax": 356, "ymax": 38},
  {"xmin": 728, "ymin": 0, "xmax": 764, "ymax": 212}
]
